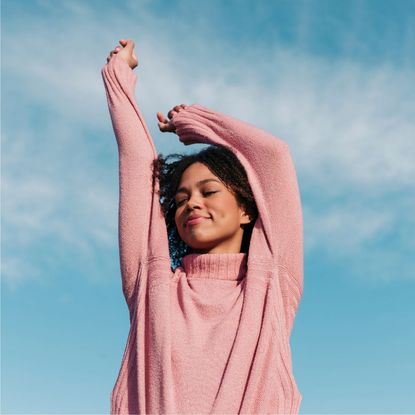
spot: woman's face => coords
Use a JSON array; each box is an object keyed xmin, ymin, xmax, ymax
[{"xmin": 174, "ymin": 162, "xmax": 252, "ymax": 254}]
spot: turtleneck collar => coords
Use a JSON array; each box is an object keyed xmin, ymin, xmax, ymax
[{"xmin": 181, "ymin": 252, "xmax": 248, "ymax": 281}]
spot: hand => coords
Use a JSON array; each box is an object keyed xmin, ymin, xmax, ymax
[
  {"xmin": 106, "ymin": 39, "xmax": 138, "ymax": 70},
  {"xmin": 157, "ymin": 104, "xmax": 188, "ymax": 133}
]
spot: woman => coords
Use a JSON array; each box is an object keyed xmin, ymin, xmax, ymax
[{"xmin": 102, "ymin": 38, "xmax": 304, "ymax": 414}]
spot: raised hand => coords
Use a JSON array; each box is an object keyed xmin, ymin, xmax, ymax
[
  {"xmin": 106, "ymin": 39, "xmax": 138, "ymax": 70},
  {"xmin": 157, "ymin": 104, "xmax": 188, "ymax": 133}
]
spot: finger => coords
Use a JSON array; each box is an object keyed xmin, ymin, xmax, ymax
[
  {"xmin": 168, "ymin": 109, "xmax": 178, "ymax": 119},
  {"xmin": 124, "ymin": 39, "xmax": 135, "ymax": 52},
  {"xmin": 175, "ymin": 105, "xmax": 187, "ymax": 113},
  {"xmin": 158, "ymin": 122, "xmax": 169, "ymax": 132},
  {"xmin": 168, "ymin": 105, "xmax": 187, "ymax": 119},
  {"xmin": 157, "ymin": 112, "xmax": 169, "ymax": 123},
  {"xmin": 173, "ymin": 107, "xmax": 181, "ymax": 115}
]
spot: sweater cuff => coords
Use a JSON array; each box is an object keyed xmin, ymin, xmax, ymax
[
  {"xmin": 171, "ymin": 104, "xmax": 215, "ymax": 146},
  {"xmin": 101, "ymin": 53, "xmax": 138, "ymax": 90}
]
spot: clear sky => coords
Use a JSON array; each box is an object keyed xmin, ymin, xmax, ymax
[{"xmin": 2, "ymin": 0, "xmax": 415, "ymax": 413}]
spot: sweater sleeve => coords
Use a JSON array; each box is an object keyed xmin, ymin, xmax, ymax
[
  {"xmin": 101, "ymin": 54, "xmax": 170, "ymax": 312},
  {"xmin": 171, "ymin": 104, "xmax": 303, "ymax": 333}
]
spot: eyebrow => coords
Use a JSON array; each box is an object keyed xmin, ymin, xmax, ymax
[{"xmin": 175, "ymin": 179, "xmax": 221, "ymax": 195}]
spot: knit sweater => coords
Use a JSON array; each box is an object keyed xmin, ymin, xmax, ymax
[{"xmin": 101, "ymin": 53, "xmax": 304, "ymax": 414}]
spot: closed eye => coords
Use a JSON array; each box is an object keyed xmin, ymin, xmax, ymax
[{"xmin": 175, "ymin": 191, "xmax": 218, "ymax": 206}]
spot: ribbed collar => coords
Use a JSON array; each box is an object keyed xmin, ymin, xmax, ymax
[{"xmin": 181, "ymin": 253, "xmax": 248, "ymax": 281}]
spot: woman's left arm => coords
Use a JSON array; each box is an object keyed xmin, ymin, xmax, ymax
[{"xmin": 167, "ymin": 104, "xmax": 303, "ymax": 333}]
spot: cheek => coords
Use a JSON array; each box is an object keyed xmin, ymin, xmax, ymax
[
  {"xmin": 217, "ymin": 196, "xmax": 238, "ymax": 215},
  {"xmin": 174, "ymin": 208, "xmax": 186, "ymax": 232},
  {"xmin": 174, "ymin": 210, "xmax": 180, "ymax": 226}
]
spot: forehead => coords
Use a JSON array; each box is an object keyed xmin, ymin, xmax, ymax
[
  {"xmin": 179, "ymin": 162, "xmax": 217, "ymax": 184},
  {"xmin": 176, "ymin": 163, "xmax": 221, "ymax": 192}
]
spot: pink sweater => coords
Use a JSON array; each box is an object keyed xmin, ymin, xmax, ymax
[{"xmin": 101, "ymin": 53, "xmax": 304, "ymax": 414}]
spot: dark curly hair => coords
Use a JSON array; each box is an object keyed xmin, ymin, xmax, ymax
[{"xmin": 152, "ymin": 144, "xmax": 258, "ymax": 270}]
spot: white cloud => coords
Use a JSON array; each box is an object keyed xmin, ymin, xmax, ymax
[
  {"xmin": 2, "ymin": 0, "xmax": 414, "ymax": 288},
  {"xmin": 304, "ymin": 204, "xmax": 394, "ymax": 253},
  {"xmin": 1, "ymin": 257, "xmax": 43, "ymax": 292}
]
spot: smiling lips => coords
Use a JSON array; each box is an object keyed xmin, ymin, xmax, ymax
[{"xmin": 186, "ymin": 216, "xmax": 210, "ymax": 226}]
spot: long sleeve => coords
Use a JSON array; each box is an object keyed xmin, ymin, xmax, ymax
[
  {"xmin": 101, "ymin": 54, "xmax": 169, "ymax": 313},
  {"xmin": 171, "ymin": 104, "xmax": 303, "ymax": 333}
]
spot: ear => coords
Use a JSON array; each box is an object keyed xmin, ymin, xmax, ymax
[{"xmin": 239, "ymin": 208, "xmax": 252, "ymax": 225}]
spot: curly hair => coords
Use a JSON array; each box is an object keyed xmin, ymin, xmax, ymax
[{"xmin": 152, "ymin": 144, "xmax": 258, "ymax": 270}]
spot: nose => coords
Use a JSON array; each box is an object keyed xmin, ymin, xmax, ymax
[
  {"xmin": 185, "ymin": 200, "xmax": 201, "ymax": 211},
  {"xmin": 184, "ymin": 194, "xmax": 203, "ymax": 211}
]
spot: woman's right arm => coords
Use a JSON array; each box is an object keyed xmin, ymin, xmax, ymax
[{"xmin": 101, "ymin": 41, "xmax": 167, "ymax": 312}]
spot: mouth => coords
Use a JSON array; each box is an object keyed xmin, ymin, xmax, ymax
[{"xmin": 186, "ymin": 217, "xmax": 210, "ymax": 226}]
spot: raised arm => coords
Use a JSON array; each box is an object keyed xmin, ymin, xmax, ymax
[
  {"xmin": 101, "ymin": 40, "xmax": 169, "ymax": 312},
  {"xmin": 162, "ymin": 104, "xmax": 303, "ymax": 333}
]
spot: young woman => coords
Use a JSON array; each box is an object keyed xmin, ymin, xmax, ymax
[{"xmin": 102, "ymin": 39, "xmax": 304, "ymax": 414}]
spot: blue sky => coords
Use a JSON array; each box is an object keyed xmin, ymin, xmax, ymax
[{"xmin": 2, "ymin": 0, "xmax": 414, "ymax": 413}]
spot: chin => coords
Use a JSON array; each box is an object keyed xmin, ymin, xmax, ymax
[{"xmin": 184, "ymin": 238, "xmax": 215, "ymax": 253}]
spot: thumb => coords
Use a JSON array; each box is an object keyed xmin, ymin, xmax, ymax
[{"xmin": 124, "ymin": 39, "xmax": 135, "ymax": 51}]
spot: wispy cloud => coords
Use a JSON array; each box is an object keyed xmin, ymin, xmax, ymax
[{"xmin": 3, "ymin": 0, "xmax": 414, "ymax": 289}]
